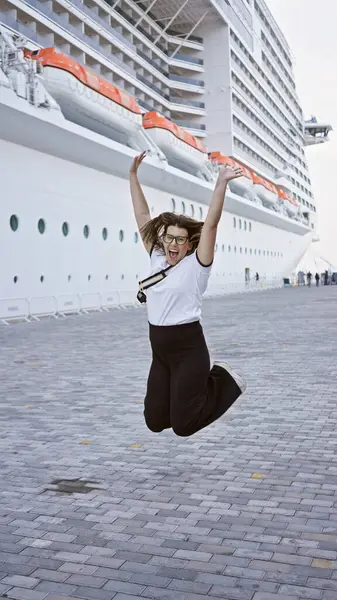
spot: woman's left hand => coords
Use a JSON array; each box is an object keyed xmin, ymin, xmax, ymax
[{"xmin": 217, "ymin": 164, "xmax": 243, "ymax": 184}]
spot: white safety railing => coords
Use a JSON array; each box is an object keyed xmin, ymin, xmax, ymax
[
  {"xmin": 0, "ymin": 297, "xmax": 30, "ymax": 325},
  {"xmin": 0, "ymin": 280, "xmax": 283, "ymax": 325}
]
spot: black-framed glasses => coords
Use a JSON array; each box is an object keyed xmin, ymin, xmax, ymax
[{"xmin": 162, "ymin": 234, "xmax": 188, "ymax": 245}]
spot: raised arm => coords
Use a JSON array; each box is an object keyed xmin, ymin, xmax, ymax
[
  {"xmin": 197, "ymin": 164, "xmax": 243, "ymax": 266},
  {"xmin": 129, "ymin": 152, "xmax": 152, "ymax": 253}
]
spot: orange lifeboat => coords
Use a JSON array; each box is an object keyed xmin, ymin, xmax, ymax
[
  {"xmin": 143, "ymin": 112, "xmax": 208, "ymax": 171},
  {"xmin": 209, "ymin": 152, "xmax": 254, "ymax": 200},
  {"xmin": 252, "ymin": 173, "xmax": 278, "ymax": 207},
  {"xmin": 278, "ymin": 188, "xmax": 299, "ymax": 216},
  {"xmin": 24, "ymin": 47, "xmax": 143, "ymax": 141}
]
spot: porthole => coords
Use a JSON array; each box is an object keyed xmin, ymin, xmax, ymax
[
  {"xmin": 254, "ymin": 249, "xmax": 257, "ymax": 255},
  {"xmin": 38, "ymin": 218, "xmax": 46, "ymax": 234},
  {"xmin": 234, "ymin": 246, "xmax": 237, "ymax": 253},
  {"xmin": 134, "ymin": 232, "xmax": 139, "ymax": 243},
  {"xmin": 228, "ymin": 245, "xmax": 231, "ymax": 252},
  {"xmin": 102, "ymin": 227, "xmax": 108, "ymax": 240},
  {"xmin": 88, "ymin": 274, "xmax": 91, "ymax": 281},
  {"xmin": 199, "ymin": 207, "xmax": 203, "ymax": 220},
  {"xmin": 233, "ymin": 217, "xmax": 237, "ymax": 228},
  {"xmin": 249, "ymin": 222, "xmax": 252, "ymax": 231},
  {"xmin": 244, "ymin": 221, "xmax": 247, "ymax": 231},
  {"xmin": 68, "ymin": 275, "xmax": 72, "ymax": 282},
  {"xmin": 40, "ymin": 275, "xmax": 44, "ymax": 283},
  {"xmin": 245, "ymin": 247, "xmax": 247, "ymax": 254},
  {"xmin": 190, "ymin": 204, "xmax": 195, "ymax": 217},
  {"xmin": 250, "ymin": 248, "xmax": 252, "ymax": 255},
  {"xmin": 119, "ymin": 230, "xmax": 124, "ymax": 242},
  {"xmin": 105, "ymin": 274, "xmax": 109, "ymax": 280},
  {"xmin": 239, "ymin": 219, "xmax": 242, "ymax": 229},
  {"xmin": 62, "ymin": 222, "xmax": 69, "ymax": 237},
  {"xmin": 83, "ymin": 225, "xmax": 90, "ymax": 238},
  {"xmin": 10, "ymin": 215, "xmax": 19, "ymax": 232},
  {"xmin": 181, "ymin": 201, "xmax": 186, "ymax": 214},
  {"xmin": 240, "ymin": 247, "xmax": 242, "ymax": 254},
  {"xmin": 121, "ymin": 274, "xmax": 124, "ymax": 280},
  {"xmin": 171, "ymin": 198, "xmax": 176, "ymax": 212},
  {"xmin": 13, "ymin": 275, "xmax": 18, "ymax": 284},
  {"xmin": 222, "ymin": 244, "xmax": 225, "ymax": 252}
]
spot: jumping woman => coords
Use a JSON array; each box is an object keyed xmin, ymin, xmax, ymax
[{"xmin": 130, "ymin": 151, "xmax": 246, "ymax": 437}]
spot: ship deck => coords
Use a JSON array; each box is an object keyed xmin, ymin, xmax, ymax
[{"xmin": 1, "ymin": 286, "xmax": 337, "ymax": 599}]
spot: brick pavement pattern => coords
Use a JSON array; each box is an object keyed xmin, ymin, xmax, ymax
[{"xmin": 0, "ymin": 286, "xmax": 337, "ymax": 600}]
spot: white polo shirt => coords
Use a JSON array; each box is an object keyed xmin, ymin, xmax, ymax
[{"xmin": 146, "ymin": 249, "xmax": 213, "ymax": 326}]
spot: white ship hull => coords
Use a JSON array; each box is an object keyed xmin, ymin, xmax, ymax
[{"xmin": 0, "ymin": 92, "xmax": 312, "ymax": 322}]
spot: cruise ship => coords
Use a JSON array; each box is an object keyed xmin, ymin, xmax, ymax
[{"xmin": 0, "ymin": 0, "xmax": 332, "ymax": 323}]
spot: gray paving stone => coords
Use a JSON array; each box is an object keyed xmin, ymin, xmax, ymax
[{"xmin": 1, "ymin": 288, "xmax": 337, "ymax": 600}]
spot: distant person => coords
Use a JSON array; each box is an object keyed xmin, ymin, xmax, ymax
[
  {"xmin": 315, "ymin": 272, "xmax": 320, "ymax": 286},
  {"xmin": 129, "ymin": 151, "xmax": 246, "ymax": 438},
  {"xmin": 324, "ymin": 270, "xmax": 328, "ymax": 285},
  {"xmin": 307, "ymin": 271, "xmax": 312, "ymax": 287},
  {"xmin": 255, "ymin": 272, "xmax": 259, "ymax": 282}
]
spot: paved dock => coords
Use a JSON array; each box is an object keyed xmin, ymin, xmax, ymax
[{"xmin": 0, "ymin": 286, "xmax": 337, "ymax": 600}]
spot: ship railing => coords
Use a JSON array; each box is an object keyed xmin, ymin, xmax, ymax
[{"xmin": 1, "ymin": 281, "xmax": 283, "ymax": 325}]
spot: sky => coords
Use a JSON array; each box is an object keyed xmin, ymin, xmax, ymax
[{"xmin": 266, "ymin": 0, "xmax": 337, "ymax": 267}]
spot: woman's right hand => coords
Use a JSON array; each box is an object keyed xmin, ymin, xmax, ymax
[{"xmin": 130, "ymin": 151, "xmax": 147, "ymax": 175}]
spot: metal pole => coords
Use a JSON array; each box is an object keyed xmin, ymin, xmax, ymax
[
  {"xmin": 153, "ymin": 0, "xmax": 189, "ymax": 45},
  {"xmin": 170, "ymin": 10, "xmax": 208, "ymax": 59}
]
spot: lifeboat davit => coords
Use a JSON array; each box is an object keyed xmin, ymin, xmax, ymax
[
  {"xmin": 252, "ymin": 173, "xmax": 278, "ymax": 207},
  {"xmin": 278, "ymin": 188, "xmax": 299, "ymax": 217},
  {"xmin": 24, "ymin": 47, "xmax": 143, "ymax": 143},
  {"xmin": 143, "ymin": 112, "xmax": 208, "ymax": 172},
  {"xmin": 208, "ymin": 153, "xmax": 254, "ymax": 200}
]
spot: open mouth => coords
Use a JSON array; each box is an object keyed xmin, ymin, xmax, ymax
[{"xmin": 168, "ymin": 250, "xmax": 179, "ymax": 259}]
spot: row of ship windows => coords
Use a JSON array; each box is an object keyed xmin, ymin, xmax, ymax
[
  {"xmin": 9, "ymin": 214, "xmax": 255, "ymax": 238},
  {"xmin": 10, "ymin": 273, "xmax": 130, "ymax": 284},
  {"xmin": 9, "ymin": 215, "xmax": 137, "ymax": 243},
  {"xmin": 216, "ymin": 245, "xmax": 283, "ymax": 258},
  {"xmin": 233, "ymin": 218, "xmax": 251, "ymax": 231}
]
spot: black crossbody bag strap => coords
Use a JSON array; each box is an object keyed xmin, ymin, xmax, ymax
[{"xmin": 137, "ymin": 265, "xmax": 173, "ymax": 303}]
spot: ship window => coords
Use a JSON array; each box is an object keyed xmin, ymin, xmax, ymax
[
  {"xmin": 245, "ymin": 247, "xmax": 247, "ymax": 254},
  {"xmin": 234, "ymin": 246, "xmax": 237, "ymax": 253},
  {"xmin": 102, "ymin": 227, "xmax": 108, "ymax": 240},
  {"xmin": 68, "ymin": 275, "xmax": 72, "ymax": 282},
  {"xmin": 250, "ymin": 249, "xmax": 252, "ymax": 255},
  {"xmin": 190, "ymin": 204, "xmax": 195, "ymax": 217},
  {"xmin": 181, "ymin": 201, "xmax": 186, "ymax": 214},
  {"xmin": 222, "ymin": 244, "xmax": 225, "ymax": 252},
  {"xmin": 38, "ymin": 219, "xmax": 46, "ymax": 234},
  {"xmin": 233, "ymin": 217, "xmax": 236, "ymax": 228},
  {"xmin": 121, "ymin": 274, "xmax": 124, "ymax": 280},
  {"xmin": 249, "ymin": 222, "xmax": 252, "ymax": 231},
  {"xmin": 10, "ymin": 215, "xmax": 19, "ymax": 232},
  {"xmin": 105, "ymin": 274, "xmax": 109, "ymax": 280},
  {"xmin": 228, "ymin": 245, "xmax": 231, "ymax": 252},
  {"xmin": 215, "ymin": 244, "xmax": 218, "ymax": 252},
  {"xmin": 40, "ymin": 275, "xmax": 44, "ymax": 283},
  {"xmin": 171, "ymin": 198, "xmax": 176, "ymax": 212},
  {"xmin": 134, "ymin": 232, "xmax": 139, "ymax": 243},
  {"xmin": 199, "ymin": 207, "xmax": 203, "ymax": 219},
  {"xmin": 119, "ymin": 230, "xmax": 124, "ymax": 242},
  {"xmin": 83, "ymin": 225, "xmax": 90, "ymax": 238},
  {"xmin": 62, "ymin": 222, "xmax": 69, "ymax": 237},
  {"xmin": 239, "ymin": 219, "xmax": 242, "ymax": 229},
  {"xmin": 14, "ymin": 275, "xmax": 18, "ymax": 284},
  {"xmin": 244, "ymin": 221, "xmax": 247, "ymax": 231},
  {"xmin": 240, "ymin": 247, "xmax": 242, "ymax": 254},
  {"xmin": 88, "ymin": 274, "xmax": 91, "ymax": 281}
]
